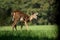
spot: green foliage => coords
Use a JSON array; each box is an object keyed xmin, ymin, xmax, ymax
[{"xmin": 0, "ymin": 0, "xmax": 56, "ymax": 25}]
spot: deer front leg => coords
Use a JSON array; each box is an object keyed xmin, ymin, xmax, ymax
[
  {"xmin": 24, "ymin": 21, "xmax": 28, "ymax": 30},
  {"xmin": 12, "ymin": 20, "xmax": 18, "ymax": 31}
]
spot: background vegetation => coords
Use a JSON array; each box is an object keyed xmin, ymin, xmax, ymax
[{"xmin": 0, "ymin": 0, "xmax": 57, "ymax": 26}]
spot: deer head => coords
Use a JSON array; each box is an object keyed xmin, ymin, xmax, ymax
[{"xmin": 29, "ymin": 12, "xmax": 38, "ymax": 21}]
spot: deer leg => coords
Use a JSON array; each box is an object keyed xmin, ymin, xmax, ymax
[
  {"xmin": 20, "ymin": 22, "xmax": 24, "ymax": 29},
  {"xmin": 12, "ymin": 24, "xmax": 15, "ymax": 31},
  {"xmin": 24, "ymin": 21, "xmax": 28, "ymax": 30},
  {"xmin": 20, "ymin": 25, "xmax": 23, "ymax": 30},
  {"xmin": 12, "ymin": 20, "xmax": 18, "ymax": 31},
  {"xmin": 14, "ymin": 24, "xmax": 17, "ymax": 31}
]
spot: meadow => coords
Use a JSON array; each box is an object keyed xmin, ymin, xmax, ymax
[{"xmin": 0, "ymin": 25, "xmax": 58, "ymax": 40}]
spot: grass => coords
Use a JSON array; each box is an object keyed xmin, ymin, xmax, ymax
[{"xmin": 0, "ymin": 25, "xmax": 58, "ymax": 40}]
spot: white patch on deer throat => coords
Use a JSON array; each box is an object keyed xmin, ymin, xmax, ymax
[{"xmin": 14, "ymin": 13, "xmax": 15, "ymax": 16}]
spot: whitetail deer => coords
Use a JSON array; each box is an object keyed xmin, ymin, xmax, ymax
[{"xmin": 11, "ymin": 10, "xmax": 38, "ymax": 30}]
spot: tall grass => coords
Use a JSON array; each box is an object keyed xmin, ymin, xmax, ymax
[{"xmin": 0, "ymin": 25, "xmax": 58, "ymax": 40}]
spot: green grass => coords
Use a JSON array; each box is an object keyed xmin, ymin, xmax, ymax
[{"xmin": 0, "ymin": 25, "xmax": 58, "ymax": 40}]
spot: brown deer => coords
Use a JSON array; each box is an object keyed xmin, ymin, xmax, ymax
[{"xmin": 11, "ymin": 10, "xmax": 38, "ymax": 30}]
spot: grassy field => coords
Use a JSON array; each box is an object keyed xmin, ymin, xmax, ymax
[{"xmin": 0, "ymin": 25, "xmax": 58, "ymax": 40}]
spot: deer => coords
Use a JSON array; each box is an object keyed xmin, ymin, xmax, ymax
[{"xmin": 11, "ymin": 10, "xmax": 38, "ymax": 31}]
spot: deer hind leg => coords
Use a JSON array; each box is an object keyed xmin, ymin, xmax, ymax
[
  {"xmin": 24, "ymin": 21, "xmax": 28, "ymax": 30},
  {"xmin": 14, "ymin": 24, "xmax": 17, "ymax": 31}
]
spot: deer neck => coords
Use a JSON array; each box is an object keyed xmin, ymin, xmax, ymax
[{"xmin": 29, "ymin": 15, "xmax": 34, "ymax": 21}]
